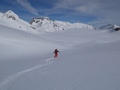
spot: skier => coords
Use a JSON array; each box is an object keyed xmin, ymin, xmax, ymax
[{"xmin": 53, "ymin": 49, "xmax": 59, "ymax": 58}]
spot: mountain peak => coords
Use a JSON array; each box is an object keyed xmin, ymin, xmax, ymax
[
  {"xmin": 99, "ymin": 24, "xmax": 120, "ymax": 32},
  {"xmin": 4, "ymin": 10, "xmax": 19, "ymax": 20},
  {"xmin": 6, "ymin": 10, "xmax": 14, "ymax": 14}
]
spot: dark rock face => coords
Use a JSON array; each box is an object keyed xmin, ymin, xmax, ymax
[{"xmin": 115, "ymin": 27, "xmax": 120, "ymax": 31}]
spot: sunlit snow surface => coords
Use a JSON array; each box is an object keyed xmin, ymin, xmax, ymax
[{"xmin": 0, "ymin": 11, "xmax": 120, "ymax": 90}]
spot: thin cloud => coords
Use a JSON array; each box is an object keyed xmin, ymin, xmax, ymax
[
  {"xmin": 54, "ymin": 0, "xmax": 119, "ymax": 15},
  {"xmin": 17, "ymin": 0, "xmax": 39, "ymax": 16},
  {"xmin": 53, "ymin": 0, "xmax": 120, "ymax": 26}
]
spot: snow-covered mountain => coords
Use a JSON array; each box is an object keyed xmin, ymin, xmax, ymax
[
  {"xmin": 0, "ymin": 10, "xmax": 37, "ymax": 33},
  {"xmin": 99, "ymin": 24, "xmax": 120, "ymax": 32},
  {"xmin": 3, "ymin": 10, "xmax": 19, "ymax": 20},
  {"xmin": 0, "ymin": 10, "xmax": 95, "ymax": 33},
  {"xmin": 30, "ymin": 17, "xmax": 95, "ymax": 32}
]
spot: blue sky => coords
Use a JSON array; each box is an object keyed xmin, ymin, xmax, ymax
[{"xmin": 0, "ymin": 0, "xmax": 120, "ymax": 27}]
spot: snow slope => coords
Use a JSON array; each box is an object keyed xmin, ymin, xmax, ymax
[
  {"xmin": 0, "ymin": 24, "xmax": 120, "ymax": 90},
  {"xmin": 0, "ymin": 25, "xmax": 65, "ymax": 61}
]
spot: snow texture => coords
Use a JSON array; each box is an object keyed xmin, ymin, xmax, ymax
[{"xmin": 0, "ymin": 10, "xmax": 120, "ymax": 90}]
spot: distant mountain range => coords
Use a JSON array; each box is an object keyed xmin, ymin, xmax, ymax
[
  {"xmin": 30, "ymin": 17, "xmax": 95, "ymax": 32},
  {"xmin": 99, "ymin": 24, "xmax": 120, "ymax": 32},
  {"xmin": 0, "ymin": 10, "xmax": 94, "ymax": 32},
  {"xmin": 0, "ymin": 10, "xmax": 120, "ymax": 32}
]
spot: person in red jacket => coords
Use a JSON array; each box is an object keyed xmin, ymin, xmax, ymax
[{"xmin": 53, "ymin": 49, "xmax": 59, "ymax": 58}]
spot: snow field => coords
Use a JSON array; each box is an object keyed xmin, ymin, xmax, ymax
[{"xmin": 0, "ymin": 24, "xmax": 120, "ymax": 90}]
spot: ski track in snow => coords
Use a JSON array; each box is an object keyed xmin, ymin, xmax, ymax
[{"xmin": 0, "ymin": 57, "xmax": 55, "ymax": 90}]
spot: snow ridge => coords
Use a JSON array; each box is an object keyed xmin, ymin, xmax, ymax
[{"xmin": 30, "ymin": 17, "xmax": 95, "ymax": 32}]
